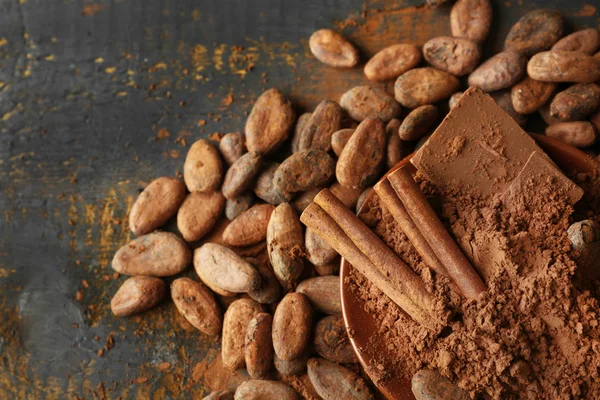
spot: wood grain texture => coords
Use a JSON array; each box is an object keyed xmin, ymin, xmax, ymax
[{"xmin": 0, "ymin": 0, "xmax": 596, "ymax": 398}]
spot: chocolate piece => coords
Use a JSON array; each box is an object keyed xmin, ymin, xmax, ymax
[
  {"xmin": 412, "ymin": 87, "xmax": 551, "ymax": 199},
  {"xmin": 502, "ymin": 152, "xmax": 583, "ymax": 208}
]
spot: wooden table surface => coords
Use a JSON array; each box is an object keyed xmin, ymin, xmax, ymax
[{"xmin": 0, "ymin": 0, "xmax": 597, "ymax": 398}]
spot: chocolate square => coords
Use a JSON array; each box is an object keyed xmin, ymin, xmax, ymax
[
  {"xmin": 503, "ymin": 151, "xmax": 583, "ymax": 207},
  {"xmin": 411, "ymin": 87, "xmax": 553, "ymax": 199}
]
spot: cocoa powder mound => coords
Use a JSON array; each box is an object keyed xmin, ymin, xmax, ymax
[{"xmin": 348, "ymin": 172, "xmax": 600, "ymax": 399}]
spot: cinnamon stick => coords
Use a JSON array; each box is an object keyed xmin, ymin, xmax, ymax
[
  {"xmin": 311, "ymin": 189, "xmax": 448, "ymax": 328},
  {"xmin": 374, "ymin": 179, "xmax": 450, "ymax": 280},
  {"xmin": 388, "ymin": 168, "xmax": 486, "ymax": 300},
  {"xmin": 301, "ymin": 202, "xmax": 445, "ymax": 330}
]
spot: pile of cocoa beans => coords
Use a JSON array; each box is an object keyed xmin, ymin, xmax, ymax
[{"xmin": 107, "ymin": 1, "xmax": 600, "ymax": 399}]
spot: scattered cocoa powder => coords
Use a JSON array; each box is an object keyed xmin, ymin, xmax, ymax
[
  {"xmin": 280, "ymin": 373, "xmax": 322, "ymax": 400},
  {"xmin": 201, "ymin": 353, "xmax": 250, "ymax": 392}
]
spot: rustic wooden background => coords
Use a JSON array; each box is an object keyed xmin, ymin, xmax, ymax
[{"xmin": 0, "ymin": 0, "xmax": 597, "ymax": 398}]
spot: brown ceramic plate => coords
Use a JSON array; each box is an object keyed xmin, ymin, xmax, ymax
[{"xmin": 340, "ymin": 134, "xmax": 600, "ymax": 400}]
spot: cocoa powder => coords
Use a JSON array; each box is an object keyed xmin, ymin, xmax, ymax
[{"xmin": 348, "ymin": 169, "xmax": 600, "ymax": 399}]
